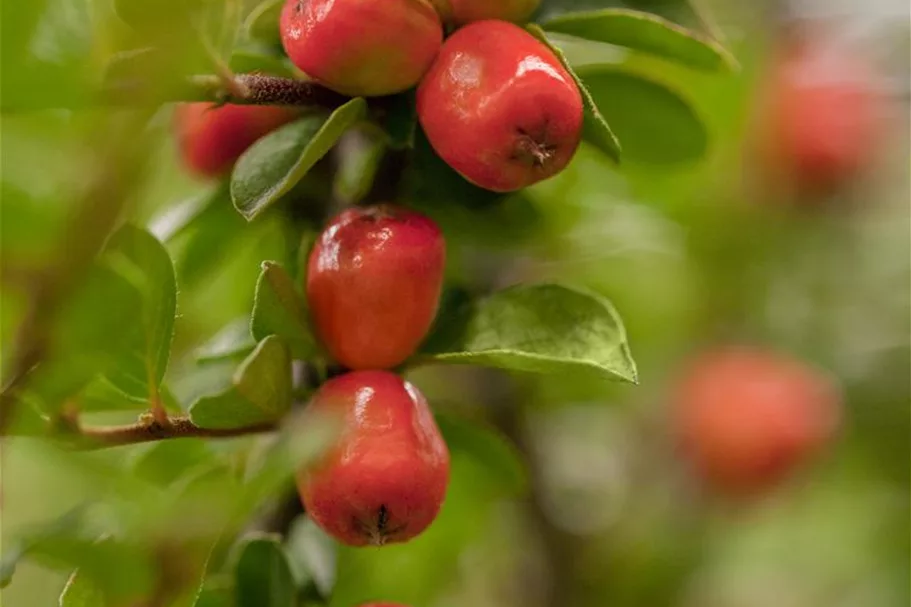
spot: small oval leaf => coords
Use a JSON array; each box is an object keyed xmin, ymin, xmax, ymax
[
  {"xmin": 576, "ymin": 65, "xmax": 708, "ymax": 164},
  {"xmin": 99, "ymin": 225, "xmax": 177, "ymax": 400},
  {"xmin": 418, "ymin": 283, "xmax": 637, "ymax": 383},
  {"xmin": 251, "ymin": 261, "xmax": 319, "ymax": 360},
  {"xmin": 527, "ymin": 24, "xmax": 621, "ymax": 162},
  {"xmin": 542, "ymin": 9, "xmax": 737, "ymax": 72},
  {"xmin": 189, "ymin": 336, "xmax": 292, "ymax": 429},
  {"xmin": 234, "ymin": 535, "xmax": 296, "ymax": 607},
  {"xmin": 195, "ymin": 318, "xmax": 257, "ymax": 364},
  {"xmin": 231, "ymin": 98, "xmax": 368, "ymax": 221}
]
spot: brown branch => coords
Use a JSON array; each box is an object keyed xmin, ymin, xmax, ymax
[
  {"xmin": 73, "ymin": 415, "xmax": 276, "ymax": 450},
  {"xmin": 103, "ymin": 73, "xmax": 349, "ymax": 109}
]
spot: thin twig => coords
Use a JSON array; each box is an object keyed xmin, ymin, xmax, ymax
[
  {"xmin": 103, "ymin": 73, "xmax": 348, "ymax": 109},
  {"xmin": 73, "ymin": 415, "xmax": 277, "ymax": 450}
]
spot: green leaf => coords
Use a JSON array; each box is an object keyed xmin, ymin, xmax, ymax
[
  {"xmin": 376, "ymin": 90, "xmax": 418, "ymax": 149},
  {"xmin": 527, "ymin": 24, "xmax": 621, "ymax": 162},
  {"xmin": 234, "ymin": 534, "xmax": 296, "ymax": 607},
  {"xmin": 166, "ymin": 186, "xmax": 249, "ymax": 285},
  {"xmin": 99, "ymin": 225, "xmax": 177, "ymax": 400},
  {"xmin": 285, "ymin": 517, "xmax": 335, "ymax": 596},
  {"xmin": 20, "ymin": 263, "xmax": 144, "ymax": 414},
  {"xmin": 332, "ymin": 130, "xmax": 386, "ymax": 204},
  {"xmin": 542, "ymin": 9, "xmax": 737, "ymax": 71},
  {"xmin": 189, "ymin": 336, "xmax": 292, "ymax": 429},
  {"xmin": 60, "ymin": 569, "xmax": 106, "ymax": 607},
  {"xmin": 231, "ymin": 98, "xmax": 368, "ymax": 221},
  {"xmin": 251, "ymin": 261, "xmax": 318, "ymax": 360},
  {"xmin": 195, "ymin": 318, "xmax": 257, "ymax": 363},
  {"xmin": 131, "ymin": 439, "xmax": 215, "ymax": 487},
  {"xmin": 230, "ymin": 42, "xmax": 296, "ymax": 78},
  {"xmin": 243, "ymin": 0, "xmax": 284, "ymax": 43},
  {"xmin": 150, "ymin": 185, "xmax": 228, "ymax": 243},
  {"xmin": 418, "ymin": 283, "xmax": 637, "ymax": 383},
  {"xmin": 193, "ymin": 576, "xmax": 234, "ymax": 607},
  {"xmin": 435, "ymin": 411, "xmax": 527, "ymax": 497},
  {"xmin": 77, "ymin": 376, "xmax": 147, "ymax": 412},
  {"xmin": 576, "ymin": 65, "xmax": 708, "ymax": 164}
]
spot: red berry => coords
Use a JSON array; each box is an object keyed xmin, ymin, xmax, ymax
[
  {"xmin": 752, "ymin": 31, "xmax": 883, "ymax": 196},
  {"xmin": 174, "ymin": 103, "xmax": 297, "ymax": 178},
  {"xmin": 298, "ymin": 371, "xmax": 450, "ymax": 546},
  {"xmin": 417, "ymin": 20, "xmax": 583, "ymax": 193},
  {"xmin": 438, "ymin": 0, "xmax": 540, "ymax": 25},
  {"xmin": 280, "ymin": 0, "xmax": 443, "ymax": 97},
  {"xmin": 672, "ymin": 347, "xmax": 841, "ymax": 496},
  {"xmin": 307, "ymin": 205, "xmax": 445, "ymax": 370}
]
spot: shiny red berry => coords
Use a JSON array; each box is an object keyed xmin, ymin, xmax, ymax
[
  {"xmin": 417, "ymin": 20, "xmax": 583, "ymax": 192},
  {"xmin": 307, "ymin": 205, "xmax": 445, "ymax": 370},
  {"xmin": 298, "ymin": 371, "xmax": 450, "ymax": 546}
]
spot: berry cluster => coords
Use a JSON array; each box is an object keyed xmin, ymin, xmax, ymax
[
  {"xmin": 170, "ymin": 0, "xmax": 584, "ymax": 556},
  {"xmin": 299, "ymin": 205, "xmax": 449, "ymax": 547},
  {"xmin": 177, "ymin": 0, "xmax": 584, "ymax": 193}
]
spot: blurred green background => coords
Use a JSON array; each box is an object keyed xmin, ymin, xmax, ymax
[{"xmin": 1, "ymin": 0, "xmax": 909, "ymax": 606}]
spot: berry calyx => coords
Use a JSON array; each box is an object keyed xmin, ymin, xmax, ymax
[
  {"xmin": 174, "ymin": 103, "xmax": 297, "ymax": 178},
  {"xmin": 280, "ymin": 0, "xmax": 443, "ymax": 97},
  {"xmin": 297, "ymin": 371, "xmax": 450, "ymax": 546},
  {"xmin": 672, "ymin": 346, "xmax": 841, "ymax": 496},
  {"xmin": 416, "ymin": 20, "xmax": 584, "ymax": 192},
  {"xmin": 307, "ymin": 205, "xmax": 445, "ymax": 370}
]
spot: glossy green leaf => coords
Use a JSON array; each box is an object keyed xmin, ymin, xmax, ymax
[
  {"xmin": 234, "ymin": 534, "xmax": 296, "ymax": 607},
  {"xmin": 195, "ymin": 318, "xmax": 257, "ymax": 363},
  {"xmin": 244, "ymin": 0, "xmax": 284, "ymax": 43},
  {"xmin": 231, "ymin": 98, "xmax": 368, "ymax": 221},
  {"xmin": 59, "ymin": 569, "xmax": 106, "ymax": 607},
  {"xmin": 189, "ymin": 336, "xmax": 292, "ymax": 429},
  {"xmin": 576, "ymin": 65, "xmax": 708, "ymax": 164},
  {"xmin": 527, "ymin": 24, "xmax": 621, "ymax": 162},
  {"xmin": 99, "ymin": 225, "xmax": 177, "ymax": 400},
  {"xmin": 542, "ymin": 9, "xmax": 737, "ymax": 71},
  {"xmin": 418, "ymin": 283, "xmax": 637, "ymax": 383},
  {"xmin": 251, "ymin": 261, "xmax": 318, "ymax": 360}
]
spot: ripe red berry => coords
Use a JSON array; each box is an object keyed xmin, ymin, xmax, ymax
[
  {"xmin": 751, "ymin": 30, "xmax": 883, "ymax": 196},
  {"xmin": 307, "ymin": 205, "xmax": 445, "ymax": 370},
  {"xmin": 280, "ymin": 0, "xmax": 443, "ymax": 97},
  {"xmin": 417, "ymin": 20, "xmax": 584, "ymax": 193},
  {"xmin": 437, "ymin": 0, "xmax": 540, "ymax": 26},
  {"xmin": 298, "ymin": 371, "xmax": 450, "ymax": 546},
  {"xmin": 672, "ymin": 347, "xmax": 841, "ymax": 496},
  {"xmin": 174, "ymin": 103, "xmax": 297, "ymax": 178}
]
